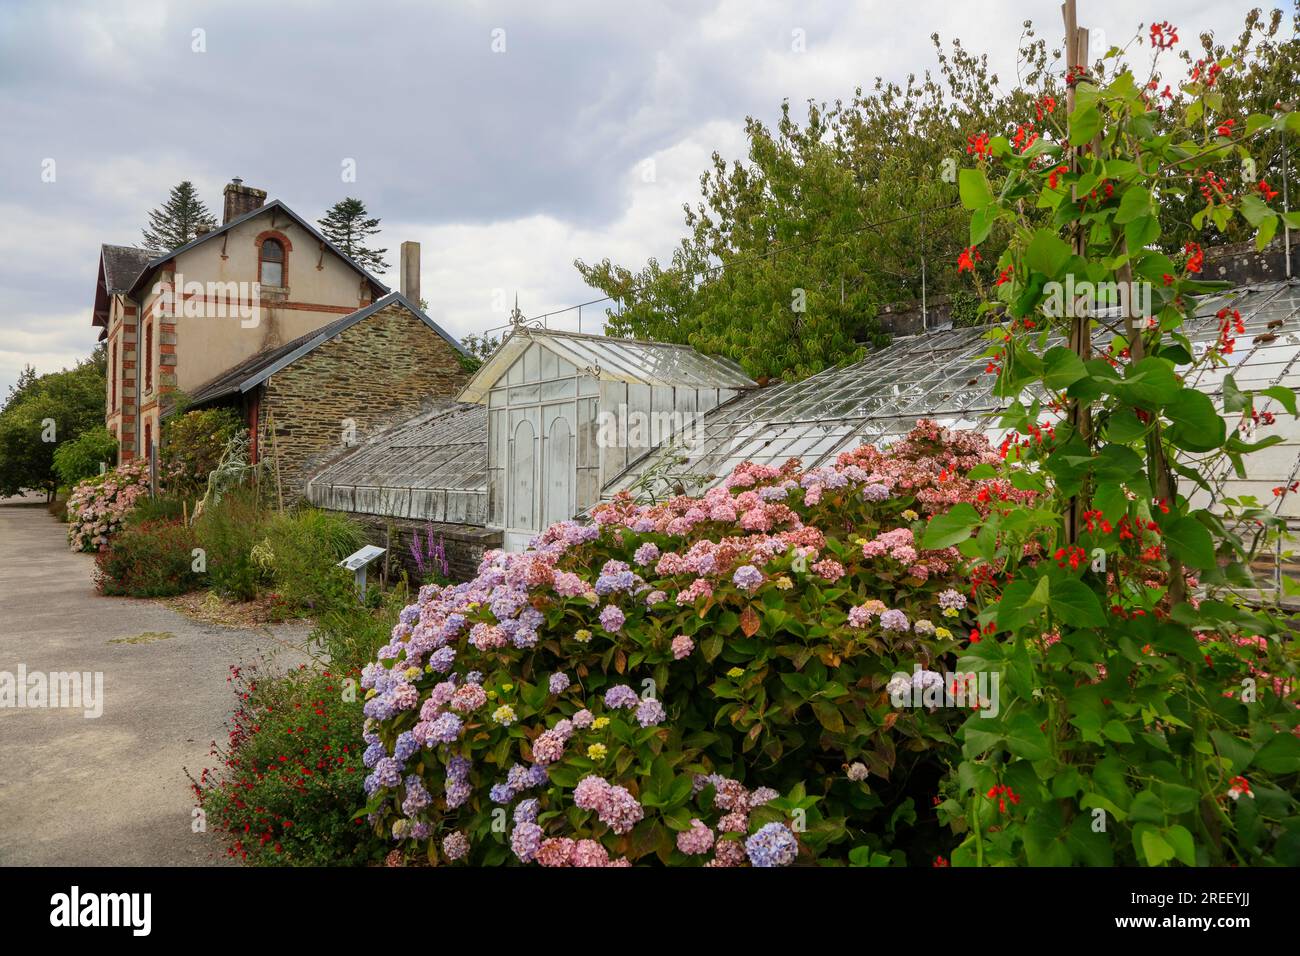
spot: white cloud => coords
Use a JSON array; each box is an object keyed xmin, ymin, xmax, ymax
[{"xmin": 0, "ymin": 0, "xmax": 1271, "ymax": 400}]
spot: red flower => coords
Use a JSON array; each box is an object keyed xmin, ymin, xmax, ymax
[
  {"xmin": 1149, "ymin": 21, "xmax": 1179, "ymax": 50},
  {"xmin": 957, "ymin": 246, "xmax": 982, "ymax": 273},
  {"xmin": 1258, "ymin": 180, "xmax": 1280, "ymax": 202},
  {"xmin": 1184, "ymin": 242, "xmax": 1204, "ymax": 274},
  {"xmin": 1216, "ymin": 119, "xmax": 1236, "ymax": 137},
  {"xmin": 966, "ymin": 132, "xmax": 991, "ymax": 157}
]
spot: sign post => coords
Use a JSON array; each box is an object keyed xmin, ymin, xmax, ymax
[{"xmin": 338, "ymin": 545, "xmax": 386, "ymax": 600}]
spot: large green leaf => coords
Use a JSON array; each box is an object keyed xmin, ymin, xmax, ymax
[
  {"xmin": 1165, "ymin": 389, "xmax": 1226, "ymax": 452},
  {"xmin": 1048, "ymin": 578, "xmax": 1105, "ymax": 628},
  {"xmin": 921, "ymin": 502, "xmax": 981, "ymax": 549},
  {"xmin": 1025, "ymin": 229, "xmax": 1073, "ymax": 280},
  {"xmin": 959, "ymin": 167, "xmax": 993, "ymax": 210},
  {"xmin": 1164, "ymin": 515, "xmax": 1216, "ymax": 570}
]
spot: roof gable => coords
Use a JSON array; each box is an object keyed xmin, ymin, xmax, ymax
[
  {"xmin": 458, "ymin": 327, "xmax": 755, "ymax": 404},
  {"xmin": 126, "ymin": 199, "xmax": 390, "ymax": 299},
  {"xmin": 93, "ymin": 244, "xmax": 159, "ymax": 334}
]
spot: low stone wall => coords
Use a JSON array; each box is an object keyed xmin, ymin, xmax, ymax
[{"xmin": 341, "ymin": 512, "xmax": 502, "ymax": 585}]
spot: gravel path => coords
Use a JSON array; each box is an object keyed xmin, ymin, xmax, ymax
[{"xmin": 0, "ymin": 496, "xmax": 312, "ymax": 865}]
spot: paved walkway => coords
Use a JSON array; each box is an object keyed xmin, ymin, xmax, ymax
[{"xmin": 0, "ymin": 496, "xmax": 312, "ymax": 865}]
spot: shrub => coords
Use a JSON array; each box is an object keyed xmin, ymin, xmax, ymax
[
  {"xmin": 192, "ymin": 662, "xmax": 388, "ymax": 867},
  {"xmin": 128, "ymin": 496, "xmax": 187, "ymax": 526},
  {"xmin": 358, "ymin": 422, "xmax": 1013, "ymax": 866},
  {"xmin": 313, "ymin": 579, "xmax": 415, "ymax": 675},
  {"xmin": 66, "ymin": 458, "xmax": 150, "ymax": 552},
  {"xmin": 96, "ymin": 518, "xmax": 202, "ymax": 597},
  {"xmin": 52, "ymin": 426, "xmax": 119, "ymax": 487},
  {"xmin": 162, "ymin": 407, "xmax": 245, "ymax": 498},
  {"xmin": 259, "ymin": 508, "xmax": 363, "ymax": 614},
  {"xmin": 195, "ymin": 487, "xmax": 268, "ymax": 601}
]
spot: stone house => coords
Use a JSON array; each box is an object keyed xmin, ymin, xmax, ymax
[
  {"xmin": 186, "ymin": 290, "xmax": 472, "ymax": 503},
  {"xmin": 93, "ymin": 178, "xmax": 390, "ymax": 462}
]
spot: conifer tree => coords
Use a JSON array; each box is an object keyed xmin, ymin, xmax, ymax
[
  {"xmin": 141, "ymin": 181, "xmax": 217, "ymax": 251},
  {"xmin": 317, "ymin": 197, "xmax": 389, "ymax": 272}
]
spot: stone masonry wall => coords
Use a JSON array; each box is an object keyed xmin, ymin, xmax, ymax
[
  {"xmin": 259, "ymin": 303, "xmax": 471, "ymax": 504},
  {"xmin": 346, "ymin": 514, "xmax": 502, "ymax": 585}
]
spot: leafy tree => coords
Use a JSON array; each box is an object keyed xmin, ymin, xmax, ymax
[
  {"xmin": 52, "ymin": 426, "xmax": 119, "ymax": 487},
  {"xmin": 577, "ymin": 7, "xmax": 1300, "ymax": 382},
  {"xmin": 4, "ymin": 364, "xmax": 37, "ymax": 413},
  {"xmin": 0, "ymin": 351, "xmax": 106, "ymax": 498},
  {"xmin": 142, "ymin": 180, "xmax": 217, "ymax": 251},
  {"xmin": 318, "ymin": 198, "xmax": 389, "ymax": 273},
  {"xmin": 460, "ymin": 332, "xmax": 501, "ymax": 362}
]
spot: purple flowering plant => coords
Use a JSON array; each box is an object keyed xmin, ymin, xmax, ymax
[{"xmin": 357, "ymin": 423, "xmax": 1027, "ymax": 866}]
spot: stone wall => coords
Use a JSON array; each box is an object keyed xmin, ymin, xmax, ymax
[
  {"xmin": 258, "ymin": 302, "xmax": 471, "ymax": 503},
  {"xmin": 346, "ymin": 513, "xmax": 501, "ymax": 584}
]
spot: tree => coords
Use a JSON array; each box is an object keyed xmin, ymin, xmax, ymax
[
  {"xmin": 576, "ymin": 7, "xmax": 1300, "ymax": 382},
  {"xmin": 318, "ymin": 198, "xmax": 389, "ymax": 273},
  {"xmin": 460, "ymin": 332, "xmax": 500, "ymax": 362},
  {"xmin": 142, "ymin": 181, "xmax": 217, "ymax": 251},
  {"xmin": 52, "ymin": 427, "xmax": 119, "ymax": 487},
  {"xmin": 3, "ymin": 364, "xmax": 37, "ymax": 413},
  {"xmin": 0, "ymin": 353, "xmax": 107, "ymax": 498},
  {"xmin": 575, "ymin": 29, "xmax": 1058, "ymax": 381}
]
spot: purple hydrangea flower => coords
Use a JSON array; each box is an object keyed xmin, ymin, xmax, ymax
[
  {"xmin": 745, "ymin": 822, "xmax": 799, "ymax": 867},
  {"xmin": 604, "ymin": 684, "xmax": 639, "ymax": 709},
  {"xmin": 599, "ymin": 604, "xmax": 625, "ymax": 633},
  {"xmin": 879, "ymin": 609, "xmax": 910, "ymax": 632},
  {"xmin": 635, "ymin": 697, "xmax": 666, "ymax": 727},
  {"xmin": 510, "ymin": 822, "xmax": 543, "ymax": 863},
  {"xmin": 732, "ymin": 564, "xmax": 763, "ymax": 592},
  {"xmin": 548, "ymin": 672, "xmax": 571, "ymax": 694}
]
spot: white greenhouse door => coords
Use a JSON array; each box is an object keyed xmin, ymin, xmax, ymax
[
  {"xmin": 507, "ymin": 417, "xmax": 538, "ymax": 550},
  {"xmin": 543, "ymin": 415, "xmax": 574, "ymax": 528}
]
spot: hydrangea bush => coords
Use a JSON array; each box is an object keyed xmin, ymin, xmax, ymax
[
  {"xmin": 358, "ymin": 422, "xmax": 1026, "ymax": 866},
  {"xmin": 65, "ymin": 458, "xmax": 150, "ymax": 552}
]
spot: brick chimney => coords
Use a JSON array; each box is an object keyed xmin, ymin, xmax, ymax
[
  {"xmin": 222, "ymin": 177, "xmax": 266, "ymax": 225},
  {"xmin": 400, "ymin": 241, "xmax": 421, "ymax": 305}
]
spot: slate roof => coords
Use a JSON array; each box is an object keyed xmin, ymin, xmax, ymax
[
  {"xmin": 101, "ymin": 244, "xmax": 158, "ymax": 292},
  {"xmin": 186, "ymin": 292, "xmax": 469, "ymax": 406}
]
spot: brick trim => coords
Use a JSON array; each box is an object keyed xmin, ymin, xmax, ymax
[{"xmin": 256, "ymin": 230, "xmax": 292, "ymax": 289}]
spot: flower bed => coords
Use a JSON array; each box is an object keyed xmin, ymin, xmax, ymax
[
  {"xmin": 65, "ymin": 459, "xmax": 150, "ymax": 552},
  {"xmin": 358, "ymin": 421, "xmax": 1022, "ymax": 866}
]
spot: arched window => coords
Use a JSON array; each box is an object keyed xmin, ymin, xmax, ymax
[{"xmin": 259, "ymin": 238, "xmax": 284, "ymax": 287}]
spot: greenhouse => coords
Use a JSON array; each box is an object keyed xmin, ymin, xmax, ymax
[{"xmin": 606, "ymin": 279, "xmax": 1300, "ymax": 531}]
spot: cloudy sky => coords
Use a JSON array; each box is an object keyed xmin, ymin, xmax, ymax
[{"xmin": 0, "ymin": 0, "xmax": 1267, "ymax": 396}]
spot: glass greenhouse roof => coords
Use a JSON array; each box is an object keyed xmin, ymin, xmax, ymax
[
  {"xmin": 305, "ymin": 402, "xmax": 488, "ymax": 525},
  {"xmin": 459, "ymin": 327, "xmax": 755, "ymax": 403},
  {"xmin": 605, "ymin": 281, "xmax": 1300, "ymax": 524}
]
